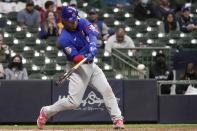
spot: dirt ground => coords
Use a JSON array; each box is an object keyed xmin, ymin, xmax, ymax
[{"xmin": 1, "ymin": 128, "xmax": 197, "ymax": 131}]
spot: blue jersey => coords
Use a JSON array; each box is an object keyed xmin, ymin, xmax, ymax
[{"xmin": 58, "ymin": 18, "xmax": 99, "ymax": 61}]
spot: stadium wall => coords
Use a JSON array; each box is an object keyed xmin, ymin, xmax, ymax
[{"xmin": 0, "ymin": 80, "xmax": 197, "ymax": 124}]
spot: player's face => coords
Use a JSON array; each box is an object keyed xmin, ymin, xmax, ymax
[{"xmin": 62, "ymin": 20, "xmax": 78, "ymax": 32}]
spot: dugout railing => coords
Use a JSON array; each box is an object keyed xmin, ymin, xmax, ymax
[
  {"xmin": 111, "ymin": 48, "xmax": 148, "ymax": 79},
  {"xmin": 111, "ymin": 47, "xmax": 173, "ymax": 79}
]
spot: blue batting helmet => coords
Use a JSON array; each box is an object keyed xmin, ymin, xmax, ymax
[{"xmin": 62, "ymin": 6, "xmax": 78, "ymax": 21}]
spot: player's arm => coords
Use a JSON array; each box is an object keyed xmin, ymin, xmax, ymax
[
  {"xmin": 81, "ymin": 19, "xmax": 99, "ymax": 59},
  {"xmin": 58, "ymin": 38, "xmax": 85, "ymax": 64}
]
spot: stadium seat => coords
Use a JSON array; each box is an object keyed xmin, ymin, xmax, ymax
[
  {"xmin": 155, "ymin": 36, "xmax": 169, "ymax": 46},
  {"xmin": 34, "ymin": 42, "xmax": 47, "ymax": 51},
  {"xmin": 10, "ymin": 44, "xmax": 25, "ymax": 53},
  {"xmin": 104, "ymin": 15, "xmax": 115, "ymax": 27},
  {"xmin": 24, "ymin": 63, "xmax": 33, "ymax": 75},
  {"xmin": 46, "ymin": 36, "xmax": 58, "ymax": 47},
  {"xmin": 168, "ymin": 30, "xmax": 182, "ymax": 39},
  {"xmin": 4, "ymin": 37, "xmax": 14, "ymax": 47},
  {"xmin": 127, "ymin": 30, "xmax": 137, "ymax": 39},
  {"xmin": 176, "ymin": 36, "xmax": 194, "ymax": 49},
  {"xmin": 43, "ymin": 63, "xmax": 56, "ymax": 76},
  {"xmin": 29, "ymin": 73, "xmax": 45, "ymax": 79},
  {"xmin": 133, "ymin": 23, "xmax": 148, "ymax": 34},
  {"xmin": 114, "ymin": 10, "xmax": 126, "ymax": 21},
  {"xmin": 25, "ymin": 36, "xmax": 37, "ymax": 47},
  {"xmin": 146, "ymin": 30, "xmax": 159, "ymax": 39},
  {"xmin": 32, "ymin": 56, "xmax": 45, "ymax": 66},
  {"xmin": 176, "ymin": 36, "xmax": 192, "ymax": 45},
  {"xmin": 14, "ymin": 30, "xmax": 26, "ymax": 39},
  {"xmin": 56, "ymin": 56, "xmax": 67, "ymax": 66},
  {"xmin": 46, "ymin": 49, "xmax": 58, "ymax": 59},
  {"xmin": 145, "ymin": 18, "xmax": 159, "ymax": 28},
  {"xmin": 4, "ymin": 24, "xmax": 17, "ymax": 33},
  {"xmin": 27, "ymin": 26, "xmax": 39, "ymax": 34},
  {"xmin": 103, "ymin": 6, "xmax": 115, "ymax": 14},
  {"xmin": 124, "ymin": 17, "xmax": 136, "ymax": 27},
  {"xmin": 0, "ymin": 17, "xmax": 7, "ymax": 28},
  {"xmin": 22, "ymin": 49, "xmax": 35, "ymax": 59},
  {"xmin": 190, "ymin": 5, "xmax": 197, "ymax": 15},
  {"xmin": 191, "ymin": 30, "xmax": 197, "ymax": 39},
  {"xmin": 7, "ymin": 12, "xmax": 17, "ymax": 22}
]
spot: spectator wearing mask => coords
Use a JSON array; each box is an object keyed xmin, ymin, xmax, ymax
[
  {"xmin": 105, "ymin": 27, "xmax": 135, "ymax": 54},
  {"xmin": 39, "ymin": 11, "xmax": 59, "ymax": 39},
  {"xmin": 159, "ymin": 12, "xmax": 179, "ymax": 33},
  {"xmin": 88, "ymin": 8, "xmax": 110, "ymax": 47},
  {"xmin": 149, "ymin": 51, "xmax": 174, "ymax": 94},
  {"xmin": 176, "ymin": 62, "xmax": 197, "ymax": 94},
  {"xmin": 134, "ymin": 0, "xmax": 159, "ymax": 21},
  {"xmin": 17, "ymin": 0, "xmax": 40, "ymax": 27},
  {"xmin": 5, "ymin": 55, "xmax": 28, "ymax": 80},
  {"xmin": 178, "ymin": 6, "xmax": 197, "ymax": 33}
]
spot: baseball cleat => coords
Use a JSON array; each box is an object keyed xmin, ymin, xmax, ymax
[
  {"xmin": 37, "ymin": 107, "xmax": 48, "ymax": 129},
  {"xmin": 113, "ymin": 119, "xmax": 125, "ymax": 129}
]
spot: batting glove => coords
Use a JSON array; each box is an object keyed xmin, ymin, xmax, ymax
[{"xmin": 73, "ymin": 55, "xmax": 85, "ymax": 64}]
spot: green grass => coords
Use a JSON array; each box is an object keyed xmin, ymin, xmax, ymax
[{"xmin": 1, "ymin": 124, "xmax": 197, "ymax": 129}]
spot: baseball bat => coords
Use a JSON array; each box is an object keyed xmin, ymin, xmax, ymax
[{"xmin": 56, "ymin": 58, "xmax": 87, "ymax": 86}]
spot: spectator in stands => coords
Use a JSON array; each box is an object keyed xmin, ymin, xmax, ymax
[
  {"xmin": 105, "ymin": 27, "xmax": 135, "ymax": 54},
  {"xmin": 0, "ymin": 34, "xmax": 10, "ymax": 68},
  {"xmin": 149, "ymin": 51, "xmax": 174, "ymax": 94},
  {"xmin": 159, "ymin": 12, "xmax": 179, "ymax": 33},
  {"xmin": 0, "ymin": 0, "xmax": 25, "ymax": 14},
  {"xmin": 33, "ymin": 0, "xmax": 62, "ymax": 10},
  {"xmin": 17, "ymin": 0, "xmax": 40, "ymax": 27},
  {"xmin": 87, "ymin": 8, "xmax": 110, "ymax": 48},
  {"xmin": 157, "ymin": 0, "xmax": 174, "ymax": 20},
  {"xmin": 69, "ymin": 0, "xmax": 87, "ymax": 18},
  {"xmin": 178, "ymin": 6, "xmax": 197, "ymax": 33},
  {"xmin": 45, "ymin": 1, "xmax": 61, "ymax": 23},
  {"xmin": 170, "ymin": 0, "xmax": 190, "ymax": 12},
  {"xmin": 134, "ymin": 0, "xmax": 159, "ymax": 21},
  {"xmin": 0, "ymin": 34, "xmax": 9, "ymax": 79},
  {"xmin": 5, "ymin": 54, "xmax": 28, "ymax": 80},
  {"xmin": 39, "ymin": 11, "xmax": 59, "ymax": 39},
  {"xmin": 176, "ymin": 62, "xmax": 197, "ymax": 94}
]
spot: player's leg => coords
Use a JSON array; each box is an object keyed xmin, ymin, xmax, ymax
[
  {"xmin": 89, "ymin": 64, "xmax": 124, "ymax": 129},
  {"xmin": 37, "ymin": 65, "xmax": 91, "ymax": 129}
]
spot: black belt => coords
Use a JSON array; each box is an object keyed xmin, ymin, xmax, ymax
[{"xmin": 84, "ymin": 60, "xmax": 93, "ymax": 64}]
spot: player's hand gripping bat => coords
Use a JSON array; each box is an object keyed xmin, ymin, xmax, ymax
[{"xmin": 56, "ymin": 58, "xmax": 87, "ymax": 86}]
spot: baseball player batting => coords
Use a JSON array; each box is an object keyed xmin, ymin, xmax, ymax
[{"xmin": 37, "ymin": 6, "xmax": 124, "ymax": 129}]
